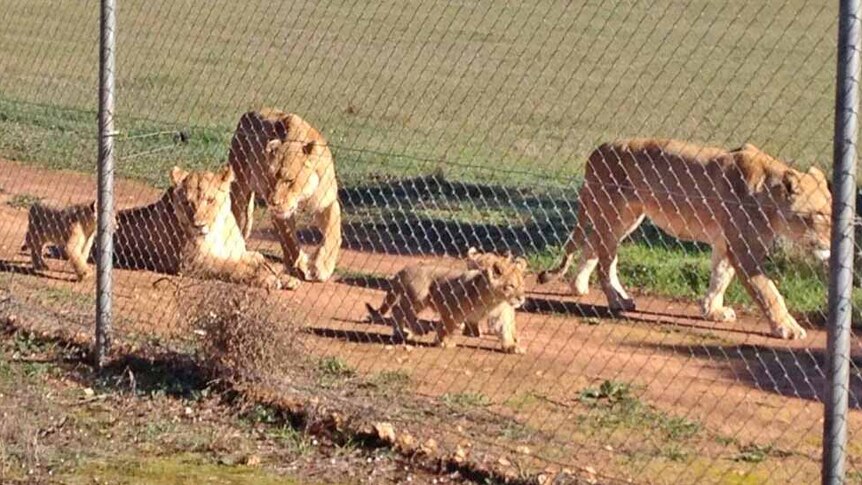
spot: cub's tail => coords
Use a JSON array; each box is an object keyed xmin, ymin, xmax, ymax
[{"xmin": 364, "ymin": 302, "xmax": 387, "ymax": 325}]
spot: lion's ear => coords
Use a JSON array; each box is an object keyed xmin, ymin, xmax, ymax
[
  {"xmin": 265, "ymin": 139, "xmax": 282, "ymax": 154},
  {"xmin": 218, "ymin": 165, "xmax": 235, "ymax": 184},
  {"xmin": 782, "ymin": 170, "xmax": 801, "ymax": 195},
  {"xmin": 170, "ymin": 166, "xmax": 189, "ymax": 186},
  {"xmin": 302, "ymin": 140, "xmax": 318, "ymax": 156}
]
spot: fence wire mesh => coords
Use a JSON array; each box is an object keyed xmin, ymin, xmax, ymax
[{"xmin": 0, "ymin": 1, "xmax": 860, "ymax": 483}]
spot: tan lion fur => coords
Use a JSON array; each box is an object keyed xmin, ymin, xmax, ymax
[
  {"xmin": 113, "ymin": 165, "xmax": 281, "ymax": 289},
  {"xmin": 22, "ymin": 200, "xmax": 97, "ymax": 281},
  {"xmin": 366, "ymin": 249, "xmax": 527, "ymax": 348},
  {"xmin": 228, "ymin": 109, "xmax": 341, "ymax": 289},
  {"xmin": 538, "ymin": 139, "xmax": 832, "ymax": 340}
]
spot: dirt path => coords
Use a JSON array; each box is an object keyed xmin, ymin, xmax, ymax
[{"xmin": 0, "ymin": 158, "xmax": 859, "ymax": 484}]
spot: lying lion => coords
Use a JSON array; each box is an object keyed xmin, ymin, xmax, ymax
[
  {"xmin": 228, "ymin": 109, "xmax": 341, "ymax": 289},
  {"xmin": 365, "ymin": 249, "xmax": 527, "ymax": 350},
  {"xmin": 539, "ymin": 139, "xmax": 831, "ymax": 340},
  {"xmin": 113, "ymin": 165, "xmax": 281, "ymax": 289}
]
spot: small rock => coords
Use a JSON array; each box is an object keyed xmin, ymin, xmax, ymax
[
  {"xmin": 420, "ymin": 438, "xmax": 438, "ymax": 455},
  {"xmin": 581, "ymin": 465, "xmax": 597, "ymax": 476},
  {"xmin": 244, "ymin": 455, "xmax": 261, "ymax": 466},
  {"xmin": 83, "ymin": 388, "xmax": 95, "ymax": 398},
  {"xmin": 498, "ymin": 457, "xmax": 511, "ymax": 467},
  {"xmin": 396, "ymin": 432, "xmax": 415, "ymax": 450},
  {"xmin": 373, "ymin": 422, "xmax": 396, "ymax": 443},
  {"xmin": 516, "ymin": 445, "xmax": 531, "ymax": 455},
  {"xmin": 452, "ymin": 445, "xmax": 467, "ymax": 463},
  {"xmin": 184, "ymin": 407, "xmax": 193, "ymax": 416},
  {"xmin": 537, "ymin": 474, "xmax": 550, "ymax": 485},
  {"xmin": 603, "ymin": 445, "xmax": 613, "ymax": 452}
]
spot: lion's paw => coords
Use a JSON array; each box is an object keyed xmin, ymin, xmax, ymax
[
  {"xmin": 608, "ymin": 297, "xmax": 636, "ymax": 313},
  {"xmin": 771, "ymin": 319, "xmax": 807, "ymax": 340},
  {"xmin": 280, "ymin": 274, "xmax": 302, "ymax": 291},
  {"xmin": 703, "ymin": 305, "xmax": 736, "ymax": 323},
  {"xmin": 502, "ymin": 344, "xmax": 525, "ymax": 355},
  {"xmin": 571, "ymin": 278, "xmax": 590, "ymax": 296}
]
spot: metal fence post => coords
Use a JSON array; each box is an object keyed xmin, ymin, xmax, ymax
[
  {"xmin": 824, "ymin": 0, "xmax": 860, "ymax": 483},
  {"xmin": 95, "ymin": 0, "xmax": 117, "ymax": 368}
]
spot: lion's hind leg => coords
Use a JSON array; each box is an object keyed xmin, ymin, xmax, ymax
[
  {"xmin": 589, "ymin": 195, "xmax": 644, "ymax": 313},
  {"xmin": 26, "ymin": 230, "xmax": 47, "ymax": 271}
]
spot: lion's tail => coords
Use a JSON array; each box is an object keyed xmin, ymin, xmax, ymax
[
  {"xmin": 364, "ymin": 302, "xmax": 387, "ymax": 325},
  {"xmin": 364, "ymin": 290, "xmax": 400, "ymax": 325}
]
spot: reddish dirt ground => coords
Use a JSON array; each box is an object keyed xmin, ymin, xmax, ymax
[{"xmin": 1, "ymin": 159, "xmax": 860, "ymax": 484}]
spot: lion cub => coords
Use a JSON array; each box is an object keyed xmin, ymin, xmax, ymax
[
  {"xmin": 22, "ymin": 200, "xmax": 98, "ymax": 281},
  {"xmin": 463, "ymin": 248, "xmax": 525, "ymax": 354},
  {"xmin": 365, "ymin": 249, "xmax": 527, "ymax": 350}
]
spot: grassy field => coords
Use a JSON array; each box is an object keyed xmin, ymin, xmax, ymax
[
  {"xmin": 0, "ymin": 0, "xmax": 846, "ymax": 318},
  {"xmin": 0, "ymin": 0, "xmax": 838, "ymax": 183}
]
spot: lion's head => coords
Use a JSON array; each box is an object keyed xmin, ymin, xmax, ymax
[
  {"xmin": 169, "ymin": 165, "xmax": 234, "ymax": 237},
  {"xmin": 258, "ymin": 114, "xmax": 332, "ymax": 220},
  {"xmin": 771, "ymin": 166, "xmax": 832, "ymax": 262},
  {"xmin": 467, "ymin": 248, "xmax": 528, "ymax": 308}
]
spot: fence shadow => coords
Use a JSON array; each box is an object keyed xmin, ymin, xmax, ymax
[{"xmin": 637, "ymin": 341, "xmax": 862, "ymax": 409}]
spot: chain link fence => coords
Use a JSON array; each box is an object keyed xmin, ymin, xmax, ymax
[{"xmin": 0, "ymin": 0, "xmax": 860, "ymax": 483}]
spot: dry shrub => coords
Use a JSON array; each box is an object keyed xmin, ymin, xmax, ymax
[{"xmin": 175, "ymin": 279, "xmax": 301, "ymax": 384}]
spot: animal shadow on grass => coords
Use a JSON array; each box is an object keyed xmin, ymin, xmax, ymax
[{"xmin": 640, "ymin": 341, "xmax": 862, "ymax": 408}]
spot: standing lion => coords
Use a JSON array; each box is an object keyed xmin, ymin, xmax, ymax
[
  {"xmin": 538, "ymin": 139, "xmax": 831, "ymax": 340},
  {"xmin": 228, "ymin": 109, "xmax": 341, "ymax": 289}
]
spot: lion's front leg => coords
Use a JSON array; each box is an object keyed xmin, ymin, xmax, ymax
[
  {"xmin": 307, "ymin": 201, "xmax": 342, "ymax": 282},
  {"xmin": 729, "ymin": 248, "xmax": 806, "ymax": 339},
  {"xmin": 701, "ymin": 246, "xmax": 737, "ymax": 322},
  {"xmin": 239, "ymin": 250, "xmax": 284, "ymax": 290},
  {"xmin": 271, "ymin": 213, "xmax": 307, "ymax": 288}
]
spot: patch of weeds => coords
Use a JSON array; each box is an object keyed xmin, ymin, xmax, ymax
[
  {"xmin": 579, "ymin": 380, "xmax": 632, "ymax": 404},
  {"xmin": 317, "ymin": 356, "xmax": 355, "ymax": 379},
  {"xmin": 38, "ymin": 286, "xmax": 92, "ymax": 311},
  {"xmin": 440, "ymin": 392, "xmax": 490, "ymax": 409},
  {"xmin": 503, "ymin": 391, "xmax": 539, "ymax": 412},
  {"xmin": 244, "ymin": 405, "xmax": 280, "ymax": 426},
  {"xmin": 183, "ymin": 281, "xmax": 299, "ymax": 384},
  {"xmin": 6, "ymin": 193, "xmax": 41, "ymax": 210},
  {"xmin": 733, "ymin": 443, "xmax": 791, "ymax": 463},
  {"xmin": 578, "ymin": 380, "xmax": 701, "ymax": 441},
  {"xmin": 269, "ymin": 425, "xmax": 314, "ymax": 457},
  {"xmin": 660, "ymin": 443, "xmax": 690, "ymax": 462},
  {"xmin": 500, "ymin": 422, "xmax": 533, "ymax": 441},
  {"xmin": 368, "ymin": 369, "xmax": 410, "ymax": 390},
  {"xmin": 847, "ymin": 470, "xmax": 862, "ymax": 484}
]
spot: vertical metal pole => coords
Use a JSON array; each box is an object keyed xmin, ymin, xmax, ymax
[
  {"xmin": 96, "ymin": 0, "xmax": 117, "ymax": 368},
  {"xmin": 824, "ymin": 0, "xmax": 860, "ymax": 483}
]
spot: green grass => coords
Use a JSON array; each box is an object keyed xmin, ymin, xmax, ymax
[
  {"xmin": 0, "ymin": 0, "xmax": 838, "ymax": 187},
  {"xmin": 61, "ymin": 454, "xmax": 303, "ymax": 485},
  {"xmin": 6, "ymin": 192, "xmax": 41, "ymax": 209},
  {"xmin": 440, "ymin": 392, "xmax": 491, "ymax": 409},
  {"xmin": 578, "ymin": 380, "xmax": 701, "ymax": 442},
  {"xmin": 317, "ymin": 356, "xmax": 355, "ymax": 379}
]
